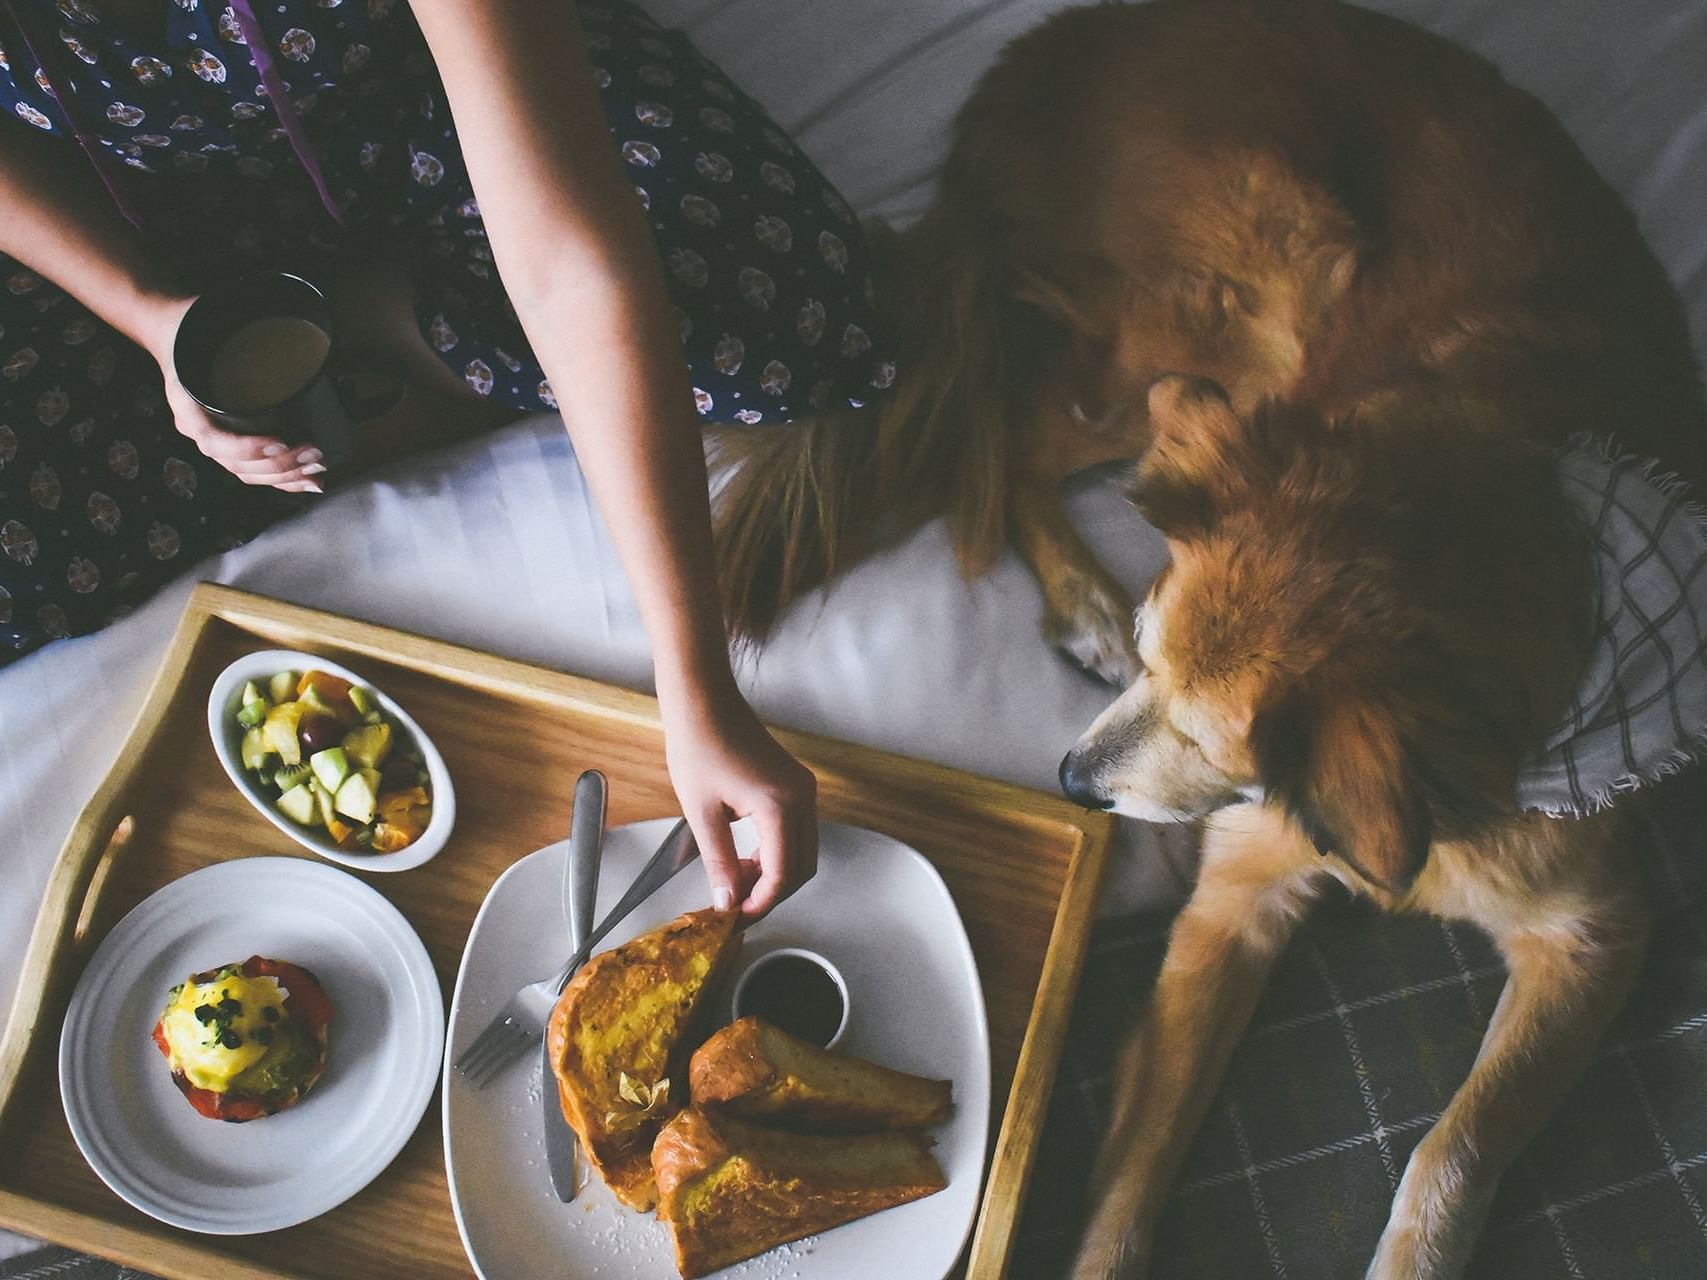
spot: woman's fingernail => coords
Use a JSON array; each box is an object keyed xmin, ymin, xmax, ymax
[
  {"xmin": 713, "ymin": 886, "xmax": 734, "ymax": 911},
  {"xmin": 262, "ymin": 444, "xmax": 288, "ymax": 457},
  {"xmin": 295, "ymin": 447, "xmax": 324, "ymax": 465},
  {"xmin": 291, "ymin": 480, "xmax": 324, "ymax": 494},
  {"xmin": 301, "ymin": 462, "xmax": 327, "ymax": 476}
]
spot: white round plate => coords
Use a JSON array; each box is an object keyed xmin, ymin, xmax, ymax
[
  {"xmin": 444, "ymin": 819, "xmax": 991, "ymax": 1280},
  {"xmin": 206, "ymin": 648, "xmax": 457, "ymax": 872},
  {"xmin": 60, "ymin": 857, "xmax": 446, "ymax": 1234}
]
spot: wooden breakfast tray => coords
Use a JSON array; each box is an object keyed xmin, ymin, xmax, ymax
[{"xmin": 0, "ymin": 583, "xmax": 1115, "ymax": 1280}]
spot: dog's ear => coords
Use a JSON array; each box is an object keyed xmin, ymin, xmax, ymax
[{"xmin": 1251, "ymin": 682, "xmax": 1433, "ymax": 893}]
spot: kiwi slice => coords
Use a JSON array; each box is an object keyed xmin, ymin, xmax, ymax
[{"xmin": 273, "ymin": 762, "xmax": 313, "ymax": 792}]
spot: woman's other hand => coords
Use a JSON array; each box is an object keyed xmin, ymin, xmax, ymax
[
  {"xmin": 663, "ymin": 682, "xmax": 819, "ymax": 924},
  {"xmin": 142, "ymin": 295, "xmax": 328, "ymax": 493}
]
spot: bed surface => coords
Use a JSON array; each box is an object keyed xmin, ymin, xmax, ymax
[{"xmin": 3, "ymin": 0, "xmax": 1705, "ymax": 1270}]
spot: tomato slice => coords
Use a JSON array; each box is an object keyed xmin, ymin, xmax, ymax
[
  {"xmin": 244, "ymin": 955, "xmax": 334, "ymax": 1035},
  {"xmin": 152, "ymin": 1017, "xmax": 269, "ymax": 1121},
  {"xmin": 178, "ymin": 1074, "xmax": 267, "ymax": 1122}
]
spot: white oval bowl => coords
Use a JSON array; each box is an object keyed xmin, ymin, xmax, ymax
[{"xmin": 207, "ymin": 648, "xmax": 455, "ymax": 872}]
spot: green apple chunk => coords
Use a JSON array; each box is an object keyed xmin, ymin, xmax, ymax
[
  {"xmin": 267, "ymin": 670, "xmax": 299, "ymax": 704},
  {"xmin": 310, "ymin": 746, "xmax": 351, "ymax": 793},
  {"xmin": 334, "ymin": 771, "xmax": 378, "ymax": 824},
  {"xmin": 276, "ymin": 783, "xmax": 317, "ymax": 826},
  {"xmin": 313, "ymin": 779, "xmax": 339, "ymax": 830},
  {"xmin": 235, "ymin": 680, "xmax": 270, "ymax": 729},
  {"xmin": 348, "ymin": 686, "xmax": 376, "ymax": 717}
]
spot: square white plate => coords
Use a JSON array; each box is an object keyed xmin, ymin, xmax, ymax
[{"xmin": 443, "ymin": 818, "xmax": 990, "ymax": 1280}]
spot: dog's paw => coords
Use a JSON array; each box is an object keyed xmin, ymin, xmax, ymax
[
  {"xmin": 1366, "ymin": 1213, "xmax": 1476, "ymax": 1279},
  {"xmin": 1365, "ymin": 1227, "xmax": 1428, "ymax": 1280},
  {"xmin": 1070, "ymin": 1219, "xmax": 1152, "ymax": 1280},
  {"xmin": 1045, "ymin": 576, "xmax": 1141, "ymax": 688}
]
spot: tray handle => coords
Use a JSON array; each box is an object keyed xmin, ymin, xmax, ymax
[
  {"xmin": 0, "ymin": 594, "xmax": 215, "ymax": 1148},
  {"xmin": 0, "ymin": 797, "xmax": 138, "ymax": 1146},
  {"xmin": 72, "ymin": 814, "xmax": 136, "ymax": 952}
]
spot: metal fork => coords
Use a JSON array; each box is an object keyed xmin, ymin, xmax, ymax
[{"xmin": 454, "ymin": 817, "xmax": 702, "ymax": 1087}]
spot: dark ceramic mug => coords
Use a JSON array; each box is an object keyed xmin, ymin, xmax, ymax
[{"xmin": 172, "ymin": 272, "xmax": 404, "ymax": 469}]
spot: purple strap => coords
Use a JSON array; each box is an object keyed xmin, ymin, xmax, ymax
[
  {"xmin": 4, "ymin": 1, "xmax": 145, "ymax": 230},
  {"xmin": 226, "ymin": 0, "xmax": 345, "ymax": 226}
]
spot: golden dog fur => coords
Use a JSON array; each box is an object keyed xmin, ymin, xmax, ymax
[{"xmin": 715, "ymin": 1, "xmax": 1707, "ymax": 1275}]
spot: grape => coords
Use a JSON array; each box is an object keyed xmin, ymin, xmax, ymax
[
  {"xmin": 379, "ymin": 757, "xmax": 417, "ymax": 791},
  {"xmin": 298, "ymin": 715, "xmax": 343, "ymax": 755}
]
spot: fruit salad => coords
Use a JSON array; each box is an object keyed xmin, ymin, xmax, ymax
[{"xmin": 235, "ymin": 668, "xmax": 434, "ymax": 852}]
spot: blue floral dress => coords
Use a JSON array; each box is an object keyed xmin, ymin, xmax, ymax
[{"xmin": 0, "ymin": 0, "xmax": 895, "ymax": 662}]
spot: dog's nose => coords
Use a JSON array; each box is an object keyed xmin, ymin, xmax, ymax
[{"xmin": 1059, "ymin": 751, "xmax": 1113, "ymax": 810}]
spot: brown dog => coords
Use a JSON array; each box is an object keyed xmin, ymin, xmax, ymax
[
  {"xmin": 1059, "ymin": 375, "xmax": 1644, "ymax": 1278},
  {"xmin": 712, "ymin": 0, "xmax": 1706, "ymax": 679},
  {"xmin": 714, "ymin": 2, "xmax": 1707, "ymax": 1276}
]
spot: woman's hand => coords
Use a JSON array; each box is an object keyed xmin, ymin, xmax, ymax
[
  {"xmin": 1, "ymin": 125, "xmax": 318, "ymax": 493},
  {"xmin": 141, "ymin": 295, "xmax": 328, "ymax": 493},
  {"xmin": 663, "ymin": 683, "xmax": 819, "ymax": 923}
]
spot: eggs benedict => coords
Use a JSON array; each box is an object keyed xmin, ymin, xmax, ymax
[{"xmin": 152, "ymin": 955, "xmax": 332, "ymax": 1122}]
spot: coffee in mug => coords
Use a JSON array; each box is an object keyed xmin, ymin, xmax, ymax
[
  {"xmin": 174, "ymin": 272, "xmax": 404, "ymax": 468},
  {"xmin": 208, "ymin": 316, "xmax": 333, "ymax": 413}
]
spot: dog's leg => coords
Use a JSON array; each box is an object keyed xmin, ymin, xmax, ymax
[
  {"xmin": 1073, "ymin": 806, "xmax": 1321, "ymax": 1279},
  {"xmin": 1367, "ymin": 879, "xmax": 1648, "ymax": 1277},
  {"xmin": 1010, "ymin": 471, "xmax": 1141, "ymax": 687}
]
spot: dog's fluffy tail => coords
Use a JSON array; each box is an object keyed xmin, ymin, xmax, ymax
[{"xmin": 712, "ymin": 220, "xmax": 1017, "ymax": 641}]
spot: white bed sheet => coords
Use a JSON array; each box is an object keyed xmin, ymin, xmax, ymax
[{"xmin": 2, "ymin": 6, "xmax": 1705, "ymax": 1259}]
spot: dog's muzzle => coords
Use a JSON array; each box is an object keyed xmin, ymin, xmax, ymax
[{"xmin": 1058, "ymin": 749, "xmax": 1114, "ymax": 810}]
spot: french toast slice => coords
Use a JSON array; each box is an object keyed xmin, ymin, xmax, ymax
[
  {"xmin": 546, "ymin": 907, "xmax": 740, "ymax": 1210},
  {"xmin": 652, "ymin": 1107, "xmax": 947, "ymax": 1278},
  {"xmin": 689, "ymin": 1015, "xmax": 953, "ymax": 1132}
]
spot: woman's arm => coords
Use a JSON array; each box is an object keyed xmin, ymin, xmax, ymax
[
  {"xmin": 409, "ymin": 0, "xmax": 817, "ymax": 919},
  {"xmin": 0, "ymin": 124, "xmax": 327, "ymax": 490},
  {"xmin": 0, "ymin": 122, "xmax": 175, "ymax": 348}
]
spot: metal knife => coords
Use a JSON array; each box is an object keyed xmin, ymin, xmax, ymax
[{"xmin": 543, "ymin": 769, "xmax": 605, "ymax": 1201}]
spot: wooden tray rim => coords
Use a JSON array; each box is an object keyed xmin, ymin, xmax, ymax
[{"xmin": 0, "ymin": 582, "xmax": 1116, "ymax": 1280}]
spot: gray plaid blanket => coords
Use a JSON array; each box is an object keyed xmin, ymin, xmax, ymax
[
  {"xmin": 0, "ymin": 1254, "xmax": 146, "ymax": 1280},
  {"xmin": 1519, "ymin": 439, "xmax": 1707, "ymax": 817},
  {"xmin": 1013, "ymin": 771, "xmax": 1707, "ymax": 1280}
]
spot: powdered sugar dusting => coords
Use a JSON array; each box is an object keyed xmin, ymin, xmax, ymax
[{"xmin": 726, "ymin": 1235, "xmax": 821, "ymax": 1278}]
